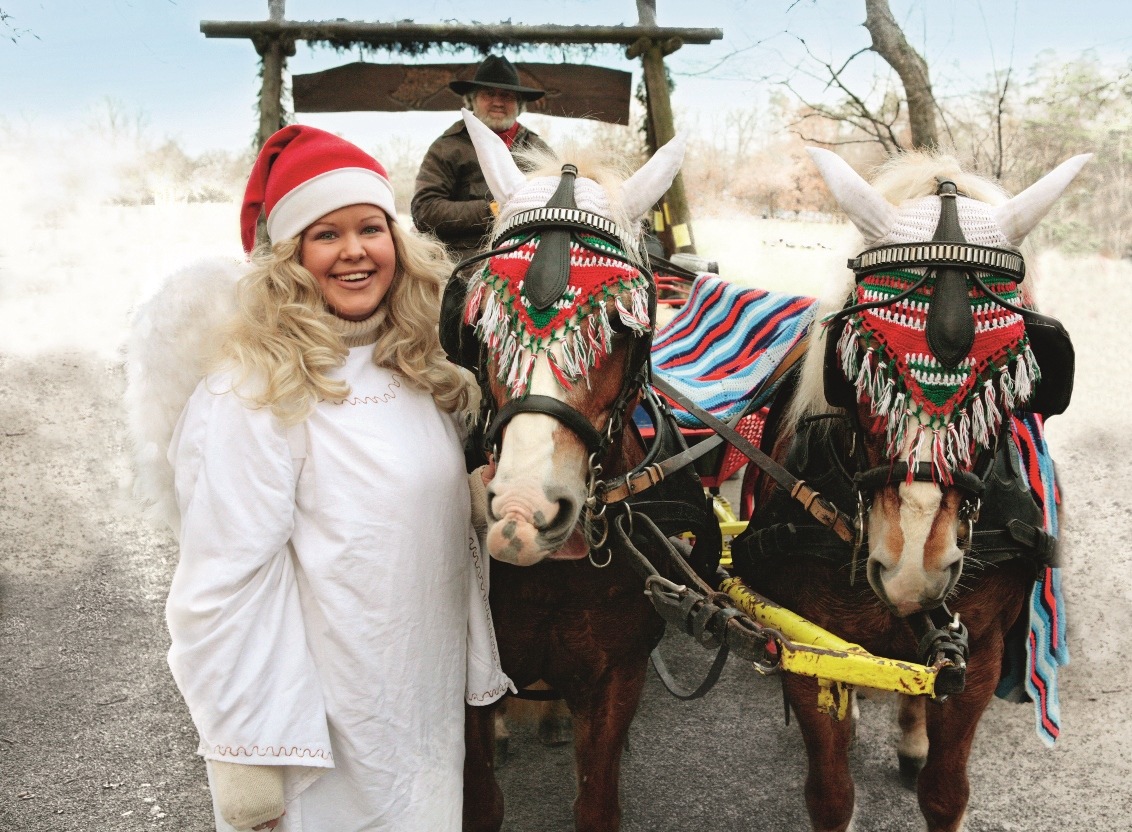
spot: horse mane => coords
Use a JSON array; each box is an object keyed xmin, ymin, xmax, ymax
[
  {"xmin": 785, "ymin": 149, "xmax": 1032, "ymax": 432},
  {"xmin": 869, "ymin": 150, "xmax": 1009, "ymax": 207}
]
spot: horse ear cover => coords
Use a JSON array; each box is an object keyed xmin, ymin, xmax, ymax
[
  {"xmin": 805, "ymin": 147, "xmax": 896, "ymax": 245},
  {"xmin": 620, "ymin": 132, "xmax": 687, "ymax": 222},
  {"xmin": 993, "ymin": 154, "xmax": 1092, "ymax": 246},
  {"xmin": 462, "ymin": 108, "xmax": 526, "ymax": 209}
]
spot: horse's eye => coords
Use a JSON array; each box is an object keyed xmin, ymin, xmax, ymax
[{"xmin": 608, "ymin": 313, "xmax": 632, "ymax": 335}]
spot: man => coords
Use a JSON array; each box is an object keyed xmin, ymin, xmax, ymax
[{"xmin": 412, "ymin": 55, "xmax": 551, "ymax": 260}]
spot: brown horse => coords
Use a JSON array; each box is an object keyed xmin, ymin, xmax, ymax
[
  {"xmin": 450, "ymin": 110, "xmax": 699, "ymax": 832},
  {"xmin": 732, "ymin": 148, "xmax": 1089, "ymax": 832}
]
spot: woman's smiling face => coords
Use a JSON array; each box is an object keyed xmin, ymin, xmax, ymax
[{"xmin": 300, "ymin": 204, "xmax": 397, "ymax": 321}]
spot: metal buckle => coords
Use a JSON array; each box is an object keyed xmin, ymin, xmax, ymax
[
  {"xmin": 850, "ymin": 490, "xmax": 869, "ymax": 586},
  {"xmin": 958, "ymin": 497, "xmax": 981, "ymax": 554}
]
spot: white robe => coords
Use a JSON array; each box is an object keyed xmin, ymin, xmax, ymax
[{"xmin": 166, "ymin": 347, "xmax": 511, "ymax": 832}]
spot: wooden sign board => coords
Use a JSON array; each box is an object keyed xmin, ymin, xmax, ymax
[{"xmin": 292, "ymin": 62, "xmax": 632, "ymax": 125}]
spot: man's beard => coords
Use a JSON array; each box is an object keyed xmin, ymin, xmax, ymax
[{"xmin": 475, "ymin": 110, "xmax": 518, "ymax": 132}]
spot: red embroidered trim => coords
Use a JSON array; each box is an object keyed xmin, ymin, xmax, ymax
[
  {"xmin": 340, "ymin": 374, "xmax": 401, "ymax": 406},
  {"xmin": 210, "ymin": 744, "xmax": 333, "ymax": 761}
]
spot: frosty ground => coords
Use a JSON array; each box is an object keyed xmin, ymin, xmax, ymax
[{"xmin": 1, "ymin": 201, "xmax": 1130, "ymax": 830}]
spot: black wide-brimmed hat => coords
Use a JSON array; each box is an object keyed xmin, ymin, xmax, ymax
[{"xmin": 449, "ymin": 55, "xmax": 545, "ymax": 101}]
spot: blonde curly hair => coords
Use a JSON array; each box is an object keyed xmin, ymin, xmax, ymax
[{"xmin": 214, "ymin": 219, "xmax": 478, "ymax": 425}]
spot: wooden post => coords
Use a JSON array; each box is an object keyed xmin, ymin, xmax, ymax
[
  {"xmin": 254, "ymin": 36, "xmax": 287, "ymax": 149},
  {"xmin": 253, "ymin": 1, "xmax": 290, "ymax": 149},
  {"xmin": 251, "ymin": 1, "xmax": 289, "ymax": 249},
  {"xmin": 630, "ymin": 1, "xmax": 696, "ymax": 255}
]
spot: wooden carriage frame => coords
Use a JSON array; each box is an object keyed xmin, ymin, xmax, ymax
[{"xmin": 201, "ymin": 0, "xmax": 716, "ymax": 257}]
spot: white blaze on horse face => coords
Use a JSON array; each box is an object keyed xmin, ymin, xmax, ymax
[
  {"xmin": 866, "ymin": 427, "xmax": 964, "ymax": 616},
  {"xmin": 868, "ymin": 481, "xmax": 963, "ymax": 616},
  {"xmin": 485, "ymin": 358, "xmax": 588, "ymax": 566}
]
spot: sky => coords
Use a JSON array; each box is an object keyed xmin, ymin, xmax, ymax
[{"xmin": 1, "ymin": 1, "xmax": 1129, "ymax": 156}]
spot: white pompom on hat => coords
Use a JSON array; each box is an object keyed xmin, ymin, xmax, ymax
[{"xmin": 240, "ymin": 124, "xmax": 397, "ymax": 253}]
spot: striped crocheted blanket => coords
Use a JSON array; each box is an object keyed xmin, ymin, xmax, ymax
[
  {"xmin": 650, "ymin": 274, "xmax": 819, "ymax": 427},
  {"xmin": 997, "ymin": 412, "xmax": 1069, "ymax": 746}
]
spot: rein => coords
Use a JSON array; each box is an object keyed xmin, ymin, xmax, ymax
[{"xmin": 643, "ymin": 376, "xmax": 856, "ymax": 544}]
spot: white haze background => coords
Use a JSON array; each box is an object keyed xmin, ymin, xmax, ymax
[{"xmin": 1, "ymin": 7, "xmax": 1131, "ymax": 830}]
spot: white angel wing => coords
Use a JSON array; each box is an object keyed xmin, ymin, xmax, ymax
[{"xmin": 123, "ymin": 257, "xmax": 247, "ymax": 534}]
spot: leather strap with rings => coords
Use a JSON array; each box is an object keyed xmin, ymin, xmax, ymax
[{"xmin": 652, "ymin": 377, "xmax": 856, "ymax": 543}]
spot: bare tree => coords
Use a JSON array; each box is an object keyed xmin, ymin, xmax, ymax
[
  {"xmin": 0, "ymin": 8, "xmax": 37, "ymax": 44},
  {"xmin": 775, "ymin": 0, "xmax": 942, "ymax": 153},
  {"xmin": 780, "ymin": 35, "xmax": 907, "ymax": 152},
  {"xmin": 862, "ymin": 0, "xmax": 938, "ymax": 148}
]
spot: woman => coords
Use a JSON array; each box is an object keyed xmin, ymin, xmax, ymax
[{"xmin": 165, "ymin": 125, "xmax": 510, "ymax": 832}]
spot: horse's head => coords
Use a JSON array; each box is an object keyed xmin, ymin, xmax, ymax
[
  {"xmin": 459, "ymin": 110, "xmax": 684, "ymax": 566},
  {"xmin": 797, "ymin": 148, "xmax": 1089, "ymax": 615}
]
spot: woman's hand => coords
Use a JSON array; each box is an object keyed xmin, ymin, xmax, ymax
[
  {"xmin": 207, "ymin": 760, "xmax": 286, "ymax": 831},
  {"xmin": 469, "ymin": 462, "xmax": 496, "ymax": 544}
]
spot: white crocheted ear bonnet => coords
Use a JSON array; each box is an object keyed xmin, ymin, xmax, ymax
[
  {"xmin": 879, "ymin": 196, "xmax": 1013, "ymax": 248},
  {"xmin": 497, "ymin": 176, "xmax": 624, "ymax": 228}
]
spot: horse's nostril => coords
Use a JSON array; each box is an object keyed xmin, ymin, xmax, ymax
[
  {"xmin": 539, "ymin": 496, "xmax": 579, "ymax": 538},
  {"xmin": 868, "ymin": 558, "xmax": 886, "ymax": 586}
]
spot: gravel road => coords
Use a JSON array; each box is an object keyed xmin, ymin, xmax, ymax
[{"xmin": 1, "ymin": 248, "xmax": 1129, "ymax": 832}]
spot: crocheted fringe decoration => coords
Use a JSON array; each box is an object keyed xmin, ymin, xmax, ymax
[
  {"xmin": 465, "ymin": 234, "xmax": 651, "ymax": 399},
  {"xmin": 833, "ymin": 270, "xmax": 1040, "ymax": 482}
]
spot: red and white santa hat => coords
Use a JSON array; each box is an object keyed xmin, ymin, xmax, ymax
[{"xmin": 240, "ymin": 124, "xmax": 397, "ymax": 253}]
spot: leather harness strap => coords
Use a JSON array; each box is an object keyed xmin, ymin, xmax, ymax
[
  {"xmin": 485, "ymin": 394, "xmax": 606, "ymax": 455},
  {"xmin": 975, "ymin": 522, "xmax": 1060, "ymax": 567},
  {"xmin": 646, "ymin": 377, "xmax": 857, "ymax": 544},
  {"xmin": 598, "ymin": 425, "xmax": 729, "ymax": 504},
  {"xmin": 599, "ymin": 337, "xmax": 810, "ymax": 505},
  {"xmin": 853, "ymin": 461, "xmax": 986, "ymax": 499},
  {"xmin": 610, "ymin": 511, "xmax": 780, "ymax": 699}
]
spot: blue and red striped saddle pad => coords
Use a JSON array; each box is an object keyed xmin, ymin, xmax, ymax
[{"xmin": 639, "ymin": 274, "xmax": 819, "ymax": 428}]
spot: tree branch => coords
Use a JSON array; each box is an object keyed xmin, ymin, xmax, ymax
[{"xmin": 863, "ymin": 0, "xmax": 938, "ymax": 148}]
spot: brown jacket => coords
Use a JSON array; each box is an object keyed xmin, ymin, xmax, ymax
[{"xmin": 411, "ymin": 119, "xmax": 549, "ymax": 260}]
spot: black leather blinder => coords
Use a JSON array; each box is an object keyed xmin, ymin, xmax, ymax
[
  {"xmin": 925, "ymin": 180, "xmax": 976, "ymax": 369},
  {"xmin": 524, "ymin": 164, "xmax": 579, "ymax": 311},
  {"xmin": 439, "ymin": 272, "xmax": 477, "ymax": 371}
]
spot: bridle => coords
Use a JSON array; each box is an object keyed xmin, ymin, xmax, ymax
[
  {"xmin": 843, "ymin": 419, "xmax": 990, "ymax": 583},
  {"xmin": 816, "ymin": 180, "xmax": 1027, "ymax": 574},
  {"xmin": 448, "ymin": 164, "xmax": 658, "ymax": 548},
  {"xmin": 731, "ymin": 179, "xmax": 1055, "ymax": 581}
]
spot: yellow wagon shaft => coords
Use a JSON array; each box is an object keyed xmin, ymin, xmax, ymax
[{"xmin": 719, "ymin": 576, "xmax": 943, "ymax": 719}]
